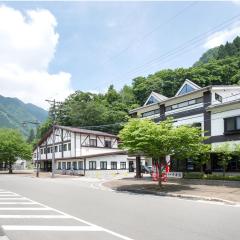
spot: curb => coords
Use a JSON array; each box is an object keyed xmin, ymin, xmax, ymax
[
  {"xmin": 0, "ymin": 226, "xmax": 10, "ymax": 240},
  {"xmin": 116, "ymin": 188, "xmax": 239, "ymax": 206}
]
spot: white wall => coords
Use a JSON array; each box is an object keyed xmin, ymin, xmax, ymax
[{"xmin": 211, "ymin": 107, "xmax": 240, "ymax": 136}]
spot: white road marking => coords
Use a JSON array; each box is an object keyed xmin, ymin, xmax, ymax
[
  {"xmin": 0, "ymin": 207, "xmax": 50, "ymax": 210},
  {"xmin": 0, "ymin": 215, "xmax": 71, "ymax": 219},
  {"xmin": 0, "ymin": 190, "xmax": 135, "ymax": 240},
  {"xmin": 0, "ymin": 198, "xmax": 27, "ymax": 200},
  {"xmin": 0, "ymin": 195, "xmax": 19, "ymax": 197},
  {"xmin": 0, "ymin": 202, "xmax": 37, "ymax": 205},
  {"xmin": 0, "ymin": 192, "xmax": 17, "ymax": 194},
  {"xmin": 2, "ymin": 225, "xmax": 103, "ymax": 231}
]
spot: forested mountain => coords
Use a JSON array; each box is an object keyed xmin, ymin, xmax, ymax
[
  {"xmin": 0, "ymin": 95, "xmax": 48, "ymax": 137},
  {"xmin": 39, "ymin": 36, "xmax": 240, "ymax": 136}
]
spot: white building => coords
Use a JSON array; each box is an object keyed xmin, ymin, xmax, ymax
[
  {"xmin": 33, "ymin": 126, "xmax": 132, "ymax": 176},
  {"xmin": 130, "ymin": 79, "xmax": 240, "ymax": 173}
]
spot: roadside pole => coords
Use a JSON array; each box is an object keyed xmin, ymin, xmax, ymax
[{"xmin": 22, "ymin": 121, "xmax": 40, "ymax": 177}]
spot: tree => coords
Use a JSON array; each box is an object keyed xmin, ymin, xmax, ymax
[
  {"xmin": 27, "ymin": 129, "xmax": 35, "ymax": 144},
  {"xmin": 192, "ymin": 144, "xmax": 211, "ymax": 172},
  {"xmin": 0, "ymin": 129, "xmax": 32, "ymax": 173},
  {"xmin": 213, "ymin": 143, "xmax": 233, "ymax": 176},
  {"xmin": 119, "ymin": 118, "xmax": 206, "ymax": 187}
]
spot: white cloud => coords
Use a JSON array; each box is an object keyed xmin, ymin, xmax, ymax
[
  {"xmin": 204, "ymin": 21, "xmax": 240, "ymax": 49},
  {"xmin": 0, "ymin": 5, "xmax": 73, "ymax": 109}
]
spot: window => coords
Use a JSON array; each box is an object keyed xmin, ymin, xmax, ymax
[
  {"xmin": 47, "ymin": 147, "xmax": 52, "ymax": 153},
  {"xmin": 68, "ymin": 143, "xmax": 71, "ymax": 151},
  {"xmin": 224, "ymin": 116, "xmax": 240, "ymax": 133},
  {"xmin": 178, "ymin": 101, "xmax": 188, "ymax": 108},
  {"xmin": 59, "ymin": 145, "xmax": 62, "ymax": 152},
  {"xmin": 104, "ymin": 140, "xmax": 112, "ymax": 148},
  {"xmin": 40, "ymin": 149, "xmax": 43, "ymax": 154},
  {"xmin": 215, "ymin": 93, "xmax": 223, "ymax": 102},
  {"xmin": 62, "ymin": 162, "xmax": 66, "ymax": 170},
  {"xmin": 178, "ymin": 84, "xmax": 195, "ymax": 96},
  {"xmin": 57, "ymin": 162, "xmax": 61, "ymax": 170},
  {"xmin": 100, "ymin": 161, "xmax": 107, "ymax": 170},
  {"xmin": 90, "ymin": 139, "xmax": 97, "ymax": 147},
  {"xmin": 188, "ymin": 99, "xmax": 196, "ymax": 105},
  {"xmin": 111, "ymin": 162, "xmax": 117, "ymax": 170},
  {"xmin": 54, "ymin": 146, "xmax": 58, "ymax": 152},
  {"xmin": 89, "ymin": 161, "xmax": 96, "ymax": 170},
  {"xmin": 44, "ymin": 148, "xmax": 47, "ymax": 154},
  {"xmin": 78, "ymin": 161, "xmax": 83, "ymax": 170},
  {"xmin": 165, "ymin": 106, "xmax": 171, "ymax": 111},
  {"xmin": 165, "ymin": 97, "xmax": 203, "ymax": 112},
  {"xmin": 146, "ymin": 96, "xmax": 158, "ymax": 105},
  {"xmin": 34, "ymin": 153, "xmax": 36, "ymax": 158},
  {"xmin": 63, "ymin": 144, "xmax": 67, "ymax": 151},
  {"xmin": 120, "ymin": 162, "xmax": 126, "ymax": 169},
  {"xmin": 72, "ymin": 161, "xmax": 77, "ymax": 170},
  {"xmin": 141, "ymin": 109, "xmax": 160, "ymax": 118},
  {"xmin": 67, "ymin": 162, "xmax": 71, "ymax": 170}
]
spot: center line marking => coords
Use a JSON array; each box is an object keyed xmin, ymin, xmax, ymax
[{"xmin": 2, "ymin": 225, "xmax": 103, "ymax": 231}]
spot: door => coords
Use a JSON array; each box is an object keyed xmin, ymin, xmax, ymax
[{"xmin": 129, "ymin": 161, "xmax": 134, "ymax": 172}]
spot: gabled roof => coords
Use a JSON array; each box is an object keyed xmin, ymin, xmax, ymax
[
  {"xmin": 144, "ymin": 91, "xmax": 168, "ymax": 106},
  {"xmin": 35, "ymin": 125, "xmax": 117, "ymax": 149},
  {"xmin": 175, "ymin": 79, "xmax": 201, "ymax": 96}
]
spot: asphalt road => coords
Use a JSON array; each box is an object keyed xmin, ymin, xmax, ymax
[{"xmin": 0, "ymin": 174, "xmax": 239, "ymax": 240}]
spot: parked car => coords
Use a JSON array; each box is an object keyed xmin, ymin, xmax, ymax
[{"xmin": 141, "ymin": 165, "xmax": 153, "ymax": 174}]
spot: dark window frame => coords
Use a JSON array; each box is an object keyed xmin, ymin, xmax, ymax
[
  {"xmin": 89, "ymin": 161, "xmax": 96, "ymax": 170},
  {"xmin": 165, "ymin": 97, "xmax": 203, "ymax": 112},
  {"xmin": 224, "ymin": 116, "xmax": 240, "ymax": 134},
  {"xmin": 90, "ymin": 139, "xmax": 97, "ymax": 147},
  {"xmin": 111, "ymin": 161, "xmax": 117, "ymax": 170},
  {"xmin": 104, "ymin": 140, "xmax": 112, "ymax": 148},
  {"xmin": 100, "ymin": 161, "xmax": 107, "ymax": 170},
  {"xmin": 120, "ymin": 162, "xmax": 126, "ymax": 169}
]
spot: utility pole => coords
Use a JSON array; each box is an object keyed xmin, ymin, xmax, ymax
[
  {"xmin": 46, "ymin": 99, "xmax": 61, "ymax": 178},
  {"xmin": 22, "ymin": 121, "xmax": 40, "ymax": 177}
]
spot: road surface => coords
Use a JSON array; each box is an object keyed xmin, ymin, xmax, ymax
[{"xmin": 0, "ymin": 174, "xmax": 239, "ymax": 240}]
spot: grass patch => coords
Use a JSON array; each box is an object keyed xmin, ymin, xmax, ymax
[{"xmin": 183, "ymin": 172, "xmax": 240, "ymax": 181}]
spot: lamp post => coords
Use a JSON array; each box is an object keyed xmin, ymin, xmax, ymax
[{"xmin": 22, "ymin": 121, "xmax": 40, "ymax": 177}]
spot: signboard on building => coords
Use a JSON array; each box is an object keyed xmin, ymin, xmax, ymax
[{"xmin": 167, "ymin": 172, "xmax": 183, "ymax": 178}]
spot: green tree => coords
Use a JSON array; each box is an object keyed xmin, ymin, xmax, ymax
[
  {"xmin": 213, "ymin": 143, "xmax": 233, "ymax": 176},
  {"xmin": 119, "ymin": 119, "xmax": 206, "ymax": 187},
  {"xmin": 192, "ymin": 144, "xmax": 211, "ymax": 172},
  {"xmin": 27, "ymin": 129, "xmax": 35, "ymax": 144},
  {"xmin": 0, "ymin": 129, "xmax": 32, "ymax": 173}
]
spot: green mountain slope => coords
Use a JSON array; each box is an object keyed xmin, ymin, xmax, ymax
[{"xmin": 0, "ymin": 95, "xmax": 48, "ymax": 136}]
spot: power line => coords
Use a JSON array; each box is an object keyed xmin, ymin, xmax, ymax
[
  {"xmin": 92, "ymin": 2, "xmax": 198, "ymax": 90},
  {"xmin": 92, "ymin": 12, "xmax": 240, "ymax": 92}
]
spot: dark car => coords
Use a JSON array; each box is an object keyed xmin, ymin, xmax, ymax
[{"xmin": 141, "ymin": 165, "xmax": 153, "ymax": 174}]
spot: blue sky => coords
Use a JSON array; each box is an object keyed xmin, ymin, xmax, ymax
[{"xmin": 1, "ymin": 1, "xmax": 240, "ymax": 108}]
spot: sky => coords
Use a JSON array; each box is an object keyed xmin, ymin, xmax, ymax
[{"xmin": 0, "ymin": 1, "xmax": 240, "ymax": 109}]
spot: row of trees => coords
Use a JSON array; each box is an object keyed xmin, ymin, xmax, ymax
[
  {"xmin": 119, "ymin": 119, "xmax": 239, "ymax": 186},
  {"xmin": 0, "ymin": 129, "xmax": 32, "ymax": 173},
  {"xmin": 35, "ymin": 36, "xmax": 240, "ymax": 140}
]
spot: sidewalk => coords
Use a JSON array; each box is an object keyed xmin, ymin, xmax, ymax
[{"xmin": 103, "ymin": 177, "xmax": 240, "ymax": 204}]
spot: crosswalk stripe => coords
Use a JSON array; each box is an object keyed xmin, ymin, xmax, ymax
[
  {"xmin": 0, "ymin": 202, "xmax": 37, "ymax": 205},
  {"xmin": 0, "ymin": 207, "xmax": 50, "ymax": 210},
  {"xmin": 0, "ymin": 215, "xmax": 71, "ymax": 219},
  {"xmin": 0, "ymin": 198, "xmax": 27, "ymax": 200},
  {"xmin": 2, "ymin": 225, "xmax": 103, "ymax": 231},
  {"xmin": 0, "ymin": 192, "xmax": 18, "ymax": 194},
  {"xmin": 0, "ymin": 195, "xmax": 20, "ymax": 197}
]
